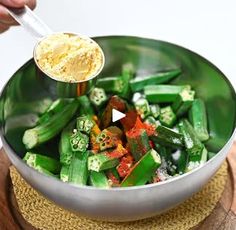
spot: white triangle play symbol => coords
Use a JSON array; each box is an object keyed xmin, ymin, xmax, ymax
[{"xmin": 112, "ymin": 109, "xmax": 126, "ymax": 122}]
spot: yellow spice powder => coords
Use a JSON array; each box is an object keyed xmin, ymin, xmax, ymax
[{"xmin": 35, "ymin": 33, "xmax": 103, "ymax": 83}]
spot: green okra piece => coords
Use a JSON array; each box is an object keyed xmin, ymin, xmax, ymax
[
  {"xmin": 119, "ymin": 63, "xmax": 134, "ymax": 99},
  {"xmin": 70, "ymin": 131, "xmax": 89, "ymax": 152},
  {"xmin": 134, "ymin": 98, "xmax": 151, "ymax": 119},
  {"xmin": 172, "ymin": 89, "xmax": 195, "ymax": 117},
  {"xmin": 178, "ymin": 119, "xmax": 204, "ymax": 162},
  {"xmin": 23, "ymin": 99, "xmax": 78, "ymax": 149},
  {"xmin": 207, "ymin": 152, "xmax": 216, "ymax": 160},
  {"xmin": 126, "ymin": 128, "xmax": 151, "ymax": 161},
  {"xmin": 23, "ymin": 152, "xmax": 61, "ymax": 174},
  {"xmin": 189, "ymin": 99, "xmax": 209, "ymax": 141},
  {"xmin": 150, "ymin": 104, "xmax": 161, "ymax": 118},
  {"xmin": 96, "ymin": 77, "xmax": 124, "ymax": 94},
  {"xmin": 60, "ymin": 165, "xmax": 69, "ymax": 182},
  {"xmin": 144, "ymin": 116, "xmax": 157, "ymax": 127},
  {"xmin": 170, "ymin": 149, "xmax": 188, "ymax": 174},
  {"xmin": 88, "ymin": 152, "xmax": 119, "ymax": 172},
  {"xmin": 144, "ymin": 84, "xmax": 191, "ymax": 103},
  {"xmin": 159, "ymin": 106, "xmax": 176, "ymax": 127},
  {"xmin": 59, "ymin": 121, "xmax": 74, "ymax": 165},
  {"xmin": 77, "ymin": 95, "xmax": 95, "ymax": 116},
  {"xmin": 106, "ymin": 167, "xmax": 120, "ymax": 186},
  {"xmin": 68, "ymin": 151, "xmax": 89, "ymax": 185},
  {"xmin": 37, "ymin": 98, "xmax": 73, "ymax": 124},
  {"xmin": 89, "ymin": 87, "xmax": 107, "ymax": 108},
  {"xmin": 34, "ymin": 165, "xmax": 58, "ymax": 177},
  {"xmin": 151, "ymin": 125, "xmax": 184, "ymax": 148},
  {"xmin": 89, "ymin": 171, "xmax": 110, "ymax": 188},
  {"xmin": 76, "ymin": 115, "xmax": 94, "ymax": 135},
  {"xmin": 187, "ymin": 147, "xmax": 207, "ymax": 171},
  {"xmin": 129, "ymin": 68, "xmax": 181, "ymax": 92},
  {"xmin": 121, "ymin": 149, "xmax": 161, "ymax": 187}
]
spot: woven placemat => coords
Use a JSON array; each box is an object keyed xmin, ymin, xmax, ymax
[{"xmin": 10, "ymin": 162, "xmax": 228, "ymax": 230}]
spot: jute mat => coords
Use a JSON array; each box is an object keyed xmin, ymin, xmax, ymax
[{"xmin": 10, "ymin": 162, "xmax": 228, "ymax": 230}]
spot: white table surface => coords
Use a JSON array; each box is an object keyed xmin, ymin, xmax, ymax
[{"xmin": 0, "ymin": 0, "xmax": 235, "ymax": 147}]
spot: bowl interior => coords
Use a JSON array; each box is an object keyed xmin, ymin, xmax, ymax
[{"xmin": 1, "ymin": 36, "xmax": 236, "ymax": 159}]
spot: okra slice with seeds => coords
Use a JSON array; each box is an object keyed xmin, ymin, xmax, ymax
[
  {"xmin": 89, "ymin": 87, "xmax": 107, "ymax": 108},
  {"xmin": 121, "ymin": 149, "xmax": 161, "ymax": 187},
  {"xmin": 151, "ymin": 125, "xmax": 184, "ymax": 148},
  {"xmin": 23, "ymin": 99, "xmax": 79, "ymax": 149},
  {"xmin": 189, "ymin": 99, "xmax": 209, "ymax": 141},
  {"xmin": 144, "ymin": 84, "xmax": 191, "ymax": 103},
  {"xmin": 106, "ymin": 168, "xmax": 120, "ymax": 186},
  {"xmin": 70, "ymin": 131, "xmax": 89, "ymax": 152},
  {"xmin": 159, "ymin": 106, "xmax": 177, "ymax": 127},
  {"xmin": 89, "ymin": 171, "xmax": 110, "ymax": 188},
  {"xmin": 178, "ymin": 119, "xmax": 204, "ymax": 162},
  {"xmin": 88, "ymin": 153, "xmax": 119, "ymax": 172},
  {"xmin": 129, "ymin": 68, "xmax": 181, "ymax": 92},
  {"xmin": 172, "ymin": 89, "xmax": 195, "ymax": 117},
  {"xmin": 134, "ymin": 98, "xmax": 151, "ymax": 119},
  {"xmin": 76, "ymin": 115, "xmax": 94, "ymax": 135},
  {"xmin": 23, "ymin": 152, "xmax": 61, "ymax": 174},
  {"xmin": 68, "ymin": 151, "xmax": 89, "ymax": 186},
  {"xmin": 126, "ymin": 128, "xmax": 151, "ymax": 161},
  {"xmin": 96, "ymin": 129, "xmax": 119, "ymax": 151}
]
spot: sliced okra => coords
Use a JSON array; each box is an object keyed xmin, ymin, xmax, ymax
[
  {"xmin": 134, "ymin": 98, "xmax": 151, "ymax": 119},
  {"xmin": 89, "ymin": 87, "xmax": 107, "ymax": 108},
  {"xmin": 159, "ymin": 106, "xmax": 177, "ymax": 127},
  {"xmin": 70, "ymin": 131, "xmax": 89, "ymax": 152},
  {"xmin": 76, "ymin": 115, "xmax": 94, "ymax": 135}
]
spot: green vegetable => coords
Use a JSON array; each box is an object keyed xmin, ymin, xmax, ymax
[
  {"xmin": 59, "ymin": 122, "xmax": 74, "ymax": 165},
  {"xmin": 70, "ymin": 131, "xmax": 89, "ymax": 152},
  {"xmin": 96, "ymin": 77, "xmax": 124, "ymax": 94},
  {"xmin": 144, "ymin": 116, "xmax": 157, "ymax": 127},
  {"xmin": 76, "ymin": 115, "xmax": 94, "ymax": 135},
  {"xmin": 170, "ymin": 149, "xmax": 188, "ymax": 174},
  {"xmin": 129, "ymin": 68, "xmax": 181, "ymax": 92},
  {"xmin": 172, "ymin": 89, "xmax": 195, "ymax": 117},
  {"xmin": 89, "ymin": 87, "xmax": 107, "ymax": 108},
  {"xmin": 88, "ymin": 153, "xmax": 119, "ymax": 172},
  {"xmin": 150, "ymin": 104, "xmax": 161, "ymax": 118},
  {"xmin": 189, "ymin": 99, "xmax": 209, "ymax": 141},
  {"xmin": 134, "ymin": 98, "xmax": 151, "ymax": 119},
  {"xmin": 126, "ymin": 128, "xmax": 151, "ymax": 161},
  {"xmin": 89, "ymin": 171, "xmax": 110, "ymax": 188},
  {"xmin": 151, "ymin": 125, "xmax": 184, "ymax": 148},
  {"xmin": 144, "ymin": 84, "xmax": 191, "ymax": 103},
  {"xmin": 23, "ymin": 152, "xmax": 61, "ymax": 174},
  {"xmin": 37, "ymin": 99, "xmax": 73, "ymax": 124},
  {"xmin": 34, "ymin": 165, "xmax": 57, "ymax": 177},
  {"xmin": 22, "ymin": 99, "xmax": 78, "ymax": 149},
  {"xmin": 207, "ymin": 152, "xmax": 216, "ymax": 160},
  {"xmin": 159, "ymin": 106, "xmax": 176, "ymax": 127},
  {"xmin": 68, "ymin": 151, "xmax": 89, "ymax": 186},
  {"xmin": 121, "ymin": 149, "xmax": 161, "ymax": 187},
  {"xmin": 119, "ymin": 63, "xmax": 134, "ymax": 98},
  {"xmin": 96, "ymin": 129, "xmax": 119, "ymax": 151},
  {"xmin": 77, "ymin": 95, "xmax": 95, "ymax": 116},
  {"xmin": 60, "ymin": 165, "xmax": 69, "ymax": 182},
  {"xmin": 178, "ymin": 119, "xmax": 204, "ymax": 162}
]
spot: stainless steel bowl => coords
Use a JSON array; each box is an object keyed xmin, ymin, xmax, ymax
[{"xmin": 0, "ymin": 36, "xmax": 235, "ymax": 222}]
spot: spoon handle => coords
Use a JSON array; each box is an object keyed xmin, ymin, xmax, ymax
[{"xmin": 6, "ymin": 5, "xmax": 52, "ymax": 40}]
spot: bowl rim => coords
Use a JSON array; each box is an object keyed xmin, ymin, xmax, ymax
[{"xmin": 1, "ymin": 35, "xmax": 236, "ymax": 191}]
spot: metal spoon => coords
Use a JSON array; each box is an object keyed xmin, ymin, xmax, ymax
[{"xmin": 5, "ymin": 5, "xmax": 105, "ymax": 96}]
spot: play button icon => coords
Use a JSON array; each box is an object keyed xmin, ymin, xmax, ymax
[{"xmin": 112, "ymin": 109, "xmax": 126, "ymax": 122}]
